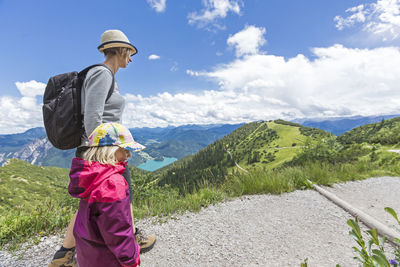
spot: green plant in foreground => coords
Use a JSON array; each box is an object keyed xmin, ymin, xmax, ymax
[
  {"xmin": 300, "ymin": 258, "xmax": 308, "ymax": 267},
  {"xmin": 385, "ymin": 207, "xmax": 400, "ymax": 265},
  {"xmin": 301, "ymin": 207, "xmax": 400, "ymax": 266},
  {"xmin": 347, "ymin": 208, "xmax": 400, "ymax": 266}
]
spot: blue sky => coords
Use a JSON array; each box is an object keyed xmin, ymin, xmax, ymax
[{"xmin": 1, "ymin": 0, "xmax": 400, "ymax": 134}]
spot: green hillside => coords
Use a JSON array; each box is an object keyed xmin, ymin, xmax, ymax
[
  {"xmin": 0, "ymin": 159, "xmax": 151, "ymax": 249},
  {"xmin": 157, "ymin": 118, "xmax": 400, "ymax": 194},
  {"xmin": 0, "ymin": 160, "xmax": 76, "ymax": 249},
  {"xmin": 157, "ymin": 120, "xmax": 333, "ymax": 192},
  {"xmin": 0, "ymin": 159, "xmax": 70, "ymax": 213},
  {"xmin": 0, "ymin": 160, "xmax": 150, "ymax": 212},
  {"xmin": 230, "ymin": 120, "xmax": 331, "ymax": 169},
  {"xmin": 338, "ymin": 117, "xmax": 400, "ymax": 145}
]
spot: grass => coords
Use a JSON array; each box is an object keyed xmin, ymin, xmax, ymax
[
  {"xmin": 0, "ymin": 159, "xmax": 70, "ymax": 213},
  {"xmin": 0, "ymin": 159, "xmax": 76, "ymax": 250},
  {"xmin": 132, "ymin": 183, "xmax": 227, "ymax": 220},
  {"xmin": 266, "ymin": 146, "xmax": 302, "ymax": 169},
  {"xmin": 0, "ymin": 196, "xmax": 77, "ymax": 250},
  {"xmin": 227, "ymin": 159, "xmax": 400, "ymax": 196},
  {"xmin": 137, "ymin": 156, "xmax": 400, "ymax": 223},
  {"xmin": 236, "ymin": 121, "xmax": 308, "ymax": 170},
  {"xmin": 269, "ymin": 121, "xmax": 307, "ymax": 147}
]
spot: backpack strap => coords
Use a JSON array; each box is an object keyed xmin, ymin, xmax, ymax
[
  {"xmin": 77, "ymin": 64, "xmax": 116, "ymax": 136},
  {"xmin": 79, "ymin": 63, "xmax": 115, "ymax": 101}
]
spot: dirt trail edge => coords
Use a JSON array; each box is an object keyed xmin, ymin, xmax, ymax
[
  {"xmin": 313, "ymin": 181, "xmax": 400, "ymax": 245},
  {"xmin": 1, "ymin": 176, "xmax": 399, "ymax": 267}
]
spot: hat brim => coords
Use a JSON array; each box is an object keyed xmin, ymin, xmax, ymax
[
  {"xmin": 119, "ymin": 141, "xmax": 145, "ymax": 153},
  {"xmin": 98, "ymin": 41, "xmax": 138, "ymax": 56}
]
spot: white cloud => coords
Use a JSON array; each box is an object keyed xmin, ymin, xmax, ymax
[
  {"xmin": 200, "ymin": 45, "xmax": 400, "ymax": 118},
  {"xmin": 188, "ymin": 0, "xmax": 242, "ymax": 29},
  {"xmin": 148, "ymin": 54, "xmax": 160, "ymax": 60},
  {"xmin": 186, "ymin": 69, "xmax": 201, "ymax": 76},
  {"xmin": 119, "ymin": 44, "xmax": 400, "ymax": 129},
  {"xmin": 334, "ymin": 5, "xmax": 366, "ymax": 30},
  {"xmin": 147, "ymin": 0, "xmax": 166, "ymax": 13},
  {"xmin": 227, "ymin": 25, "xmax": 266, "ymax": 57},
  {"xmin": 335, "ymin": 0, "xmax": 400, "ymax": 41},
  {"xmin": 122, "ymin": 90, "xmax": 251, "ymax": 128},
  {"xmin": 0, "ymin": 80, "xmax": 46, "ymax": 134},
  {"xmin": 3, "ymin": 44, "xmax": 400, "ymax": 134},
  {"xmin": 16, "ymin": 80, "xmax": 45, "ymax": 97}
]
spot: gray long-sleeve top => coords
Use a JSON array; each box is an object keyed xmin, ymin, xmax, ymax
[{"xmin": 80, "ymin": 66, "xmax": 126, "ymax": 146}]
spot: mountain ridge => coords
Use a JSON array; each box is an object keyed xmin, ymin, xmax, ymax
[
  {"xmin": 2, "ymin": 114, "xmax": 400, "ymax": 170},
  {"xmin": 295, "ymin": 114, "xmax": 400, "ymax": 135},
  {"xmin": 0, "ymin": 124, "xmax": 243, "ymax": 169}
]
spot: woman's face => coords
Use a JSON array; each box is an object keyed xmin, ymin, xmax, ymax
[
  {"xmin": 115, "ymin": 147, "xmax": 131, "ymax": 162},
  {"xmin": 118, "ymin": 51, "xmax": 133, "ymax": 68}
]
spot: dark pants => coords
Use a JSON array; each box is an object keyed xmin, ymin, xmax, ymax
[{"xmin": 75, "ymin": 146, "xmax": 133, "ymax": 203}]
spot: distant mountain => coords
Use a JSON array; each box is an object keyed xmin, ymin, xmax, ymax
[
  {"xmin": 0, "ymin": 127, "xmax": 61, "ymax": 167},
  {"xmin": 0, "ymin": 127, "xmax": 46, "ymax": 151},
  {"xmin": 0, "ymin": 124, "xmax": 243, "ymax": 170},
  {"xmin": 294, "ymin": 115, "xmax": 400, "ymax": 135},
  {"xmin": 6, "ymin": 114, "xmax": 399, "ymax": 171},
  {"xmin": 141, "ymin": 124, "xmax": 243, "ymax": 160}
]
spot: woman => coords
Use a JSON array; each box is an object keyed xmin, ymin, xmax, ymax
[{"xmin": 49, "ymin": 29, "xmax": 156, "ymax": 267}]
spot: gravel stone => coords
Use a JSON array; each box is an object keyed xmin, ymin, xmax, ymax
[{"xmin": 0, "ymin": 176, "xmax": 398, "ymax": 266}]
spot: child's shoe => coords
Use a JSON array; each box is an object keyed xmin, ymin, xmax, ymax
[
  {"xmin": 48, "ymin": 247, "xmax": 77, "ymax": 267},
  {"xmin": 135, "ymin": 227, "xmax": 156, "ymax": 253}
]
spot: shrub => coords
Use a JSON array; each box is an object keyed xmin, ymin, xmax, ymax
[{"xmin": 345, "ymin": 207, "xmax": 400, "ymax": 266}]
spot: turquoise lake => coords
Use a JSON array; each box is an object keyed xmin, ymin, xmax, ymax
[{"xmin": 137, "ymin": 157, "xmax": 177, "ymax": 172}]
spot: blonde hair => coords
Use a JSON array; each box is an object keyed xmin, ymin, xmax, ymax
[{"xmin": 83, "ymin": 146, "xmax": 120, "ymax": 166}]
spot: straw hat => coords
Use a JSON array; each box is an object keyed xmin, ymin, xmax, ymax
[{"xmin": 97, "ymin": 29, "xmax": 138, "ymax": 56}]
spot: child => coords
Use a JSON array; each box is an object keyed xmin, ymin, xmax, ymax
[{"xmin": 68, "ymin": 122, "xmax": 144, "ymax": 267}]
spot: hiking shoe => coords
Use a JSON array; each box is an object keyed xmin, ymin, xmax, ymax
[
  {"xmin": 135, "ymin": 227, "xmax": 156, "ymax": 253},
  {"xmin": 48, "ymin": 247, "xmax": 77, "ymax": 267}
]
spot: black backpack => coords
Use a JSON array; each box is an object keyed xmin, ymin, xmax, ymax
[{"xmin": 42, "ymin": 64, "xmax": 114, "ymax": 150}]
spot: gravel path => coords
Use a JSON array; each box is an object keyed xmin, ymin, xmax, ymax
[
  {"xmin": 1, "ymin": 176, "xmax": 399, "ymax": 267},
  {"xmin": 321, "ymin": 177, "xmax": 400, "ymax": 230}
]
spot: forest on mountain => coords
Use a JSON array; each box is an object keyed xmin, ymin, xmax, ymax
[
  {"xmin": 338, "ymin": 117, "xmax": 400, "ymax": 145},
  {"xmin": 157, "ymin": 118, "xmax": 400, "ymax": 193}
]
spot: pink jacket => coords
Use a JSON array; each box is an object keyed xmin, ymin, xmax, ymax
[{"xmin": 69, "ymin": 158, "xmax": 140, "ymax": 267}]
